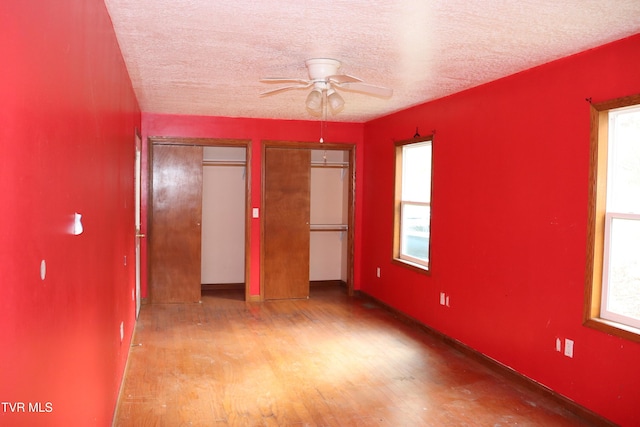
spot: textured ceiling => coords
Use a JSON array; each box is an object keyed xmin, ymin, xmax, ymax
[{"xmin": 104, "ymin": 0, "xmax": 640, "ymax": 123}]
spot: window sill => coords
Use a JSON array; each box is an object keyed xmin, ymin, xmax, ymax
[
  {"xmin": 583, "ymin": 317, "xmax": 640, "ymax": 343},
  {"xmin": 392, "ymin": 258, "xmax": 431, "ymax": 275}
]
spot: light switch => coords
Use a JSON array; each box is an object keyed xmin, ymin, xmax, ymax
[{"xmin": 252, "ymin": 208, "xmax": 259, "ymax": 218}]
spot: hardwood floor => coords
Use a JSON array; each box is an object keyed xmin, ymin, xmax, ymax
[{"xmin": 114, "ymin": 286, "xmax": 596, "ymax": 426}]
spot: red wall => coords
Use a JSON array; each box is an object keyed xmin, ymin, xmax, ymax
[
  {"xmin": 361, "ymin": 34, "xmax": 640, "ymax": 426},
  {"xmin": 4, "ymin": 1, "xmax": 636, "ymax": 424},
  {"xmin": 141, "ymin": 114, "xmax": 364, "ymax": 298},
  {"xmin": 1, "ymin": 1, "xmax": 140, "ymax": 426}
]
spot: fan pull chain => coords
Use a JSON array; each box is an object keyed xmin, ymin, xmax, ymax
[
  {"xmin": 319, "ymin": 89, "xmax": 327, "ymax": 144},
  {"xmin": 321, "ymin": 91, "xmax": 328, "ymax": 162}
]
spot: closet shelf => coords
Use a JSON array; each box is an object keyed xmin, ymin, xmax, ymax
[{"xmin": 310, "ymin": 224, "xmax": 348, "ymax": 232}]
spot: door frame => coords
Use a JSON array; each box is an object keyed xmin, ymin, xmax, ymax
[
  {"xmin": 261, "ymin": 140, "xmax": 356, "ymax": 300},
  {"xmin": 134, "ymin": 128, "xmax": 142, "ymax": 317},
  {"xmin": 148, "ymin": 136, "xmax": 252, "ymax": 302}
]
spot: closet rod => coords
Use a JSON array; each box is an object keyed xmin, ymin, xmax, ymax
[
  {"xmin": 310, "ymin": 163, "xmax": 348, "ymax": 169},
  {"xmin": 202, "ymin": 160, "xmax": 246, "ymax": 167},
  {"xmin": 310, "ymin": 224, "xmax": 348, "ymax": 232}
]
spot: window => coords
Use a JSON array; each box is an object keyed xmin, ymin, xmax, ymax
[
  {"xmin": 393, "ymin": 137, "xmax": 433, "ymax": 272},
  {"xmin": 585, "ymin": 94, "xmax": 640, "ymax": 341}
]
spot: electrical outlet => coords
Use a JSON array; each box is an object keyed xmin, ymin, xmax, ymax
[
  {"xmin": 564, "ymin": 338, "xmax": 574, "ymax": 358},
  {"xmin": 376, "ymin": 267, "xmax": 381, "ymax": 278}
]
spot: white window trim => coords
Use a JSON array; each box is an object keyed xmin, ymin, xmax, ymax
[
  {"xmin": 399, "ymin": 201, "xmax": 430, "ymax": 267},
  {"xmin": 601, "ymin": 212, "xmax": 640, "ymax": 329}
]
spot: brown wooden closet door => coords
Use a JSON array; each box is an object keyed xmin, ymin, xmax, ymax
[
  {"xmin": 149, "ymin": 144, "xmax": 203, "ymax": 303},
  {"xmin": 264, "ymin": 147, "xmax": 310, "ymax": 300}
]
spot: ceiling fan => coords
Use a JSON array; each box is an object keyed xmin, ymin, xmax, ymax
[{"xmin": 260, "ymin": 58, "xmax": 393, "ymax": 115}]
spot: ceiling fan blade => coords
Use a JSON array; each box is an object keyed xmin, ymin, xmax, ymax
[
  {"xmin": 259, "ymin": 83, "xmax": 311, "ymax": 97},
  {"xmin": 327, "ymin": 74, "xmax": 362, "ymax": 84},
  {"xmin": 260, "ymin": 77, "xmax": 310, "ymax": 85},
  {"xmin": 335, "ymin": 82, "xmax": 393, "ymax": 98}
]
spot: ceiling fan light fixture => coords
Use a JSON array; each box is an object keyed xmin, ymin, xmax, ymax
[
  {"xmin": 260, "ymin": 58, "xmax": 392, "ymax": 117},
  {"xmin": 327, "ymin": 89, "xmax": 344, "ymax": 114},
  {"xmin": 305, "ymin": 89, "xmax": 323, "ymax": 113}
]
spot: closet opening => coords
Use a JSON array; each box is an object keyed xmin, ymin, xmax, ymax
[
  {"xmin": 201, "ymin": 146, "xmax": 247, "ymax": 292},
  {"xmin": 148, "ymin": 137, "xmax": 251, "ymax": 303},
  {"xmin": 310, "ymin": 149, "xmax": 350, "ymax": 289},
  {"xmin": 261, "ymin": 141, "xmax": 355, "ymax": 300}
]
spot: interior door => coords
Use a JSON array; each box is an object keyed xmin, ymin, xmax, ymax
[
  {"xmin": 149, "ymin": 144, "xmax": 203, "ymax": 303},
  {"xmin": 263, "ymin": 147, "xmax": 311, "ymax": 300}
]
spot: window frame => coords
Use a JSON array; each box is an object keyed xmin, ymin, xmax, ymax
[
  {"xmin": 392, "ymin": 136, "xmax": 433, "ymax": 274},
  {"xmin": 584, "ymin": 93, "xmax": 640, "ymax": 342}
]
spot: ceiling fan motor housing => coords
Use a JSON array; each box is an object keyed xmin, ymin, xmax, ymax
[{"xmin": 305, "ymin": 58, "xmax": 341, "ymax": 81}]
